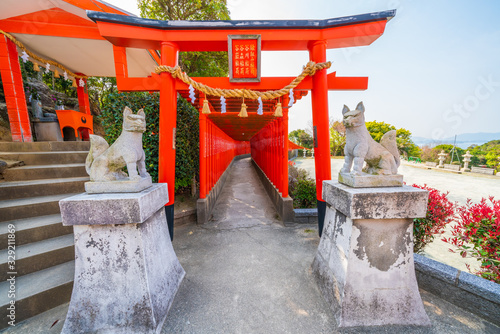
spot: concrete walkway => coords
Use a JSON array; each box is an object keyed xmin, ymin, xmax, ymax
[{"xmin": 2, "ymin": 158, "xmax": 499, "ymax": 333}]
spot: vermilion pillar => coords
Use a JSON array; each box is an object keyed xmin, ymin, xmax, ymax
[
  {"xmin": 76, "ymin": 76, "xmax": 91, "ymax": 140},
  {"xmin": 0, "ymin": 36, "xmax": 32, "ymax": 142},
  {"xmin": 309, "ymin": 40, "xmax": 331, "ymax": 237},
  {"xmin": 76, "ymin": 77, "xmax": 91, "ymax": 115},
  {"xmin": 282, "ymin": 97, "xmax": 290, "ymax": 198},
  {"xmin": 199, "ymin": 105, "xmax": 207, "ymax": 199},
  {"xmin": 159, "ymin": 41, "xmax": 179, "ymax": 241}
]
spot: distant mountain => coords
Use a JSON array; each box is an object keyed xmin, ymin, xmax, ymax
[{"xmin": 412, "ymin": 132, "xmax": 500, "ymax": 149}]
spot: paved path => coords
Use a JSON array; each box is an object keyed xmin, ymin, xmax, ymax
[
  {"xmin": 3, "ymin": 158, "xmax": 499, "ymax": 333},
  {"xmin": 294, "ymin": 157, "xmax": 500, "ymax": 271}
]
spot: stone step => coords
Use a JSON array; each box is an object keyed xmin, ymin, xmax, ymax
[
  {"xmin": 0, "ymin": 151, "xmax": 88, "ymax": 166},
  {"xmin": 0, "ymin": 234, "xmax": 74, "ymax": 281},
  {"xmin": 0, "ymin": 214, "xmax": 72, "ymax": 249},
  {"xmin": 0, "ymin": 261, "xmax": 74, "ymax": 329},
  {"xmin": 0, "ymin": 177, "xmax": 88, "ymax": 201},
  {"xmin": 0, "ymin": 141, "xmax": 90, "ymax": 152},
  {"xmin": 3, "ymin": 163, "xmax": 87, "ymax": 181},
  {"xmin": 0, "ymin": 193, "xmax": 79, "ymax": 222}
]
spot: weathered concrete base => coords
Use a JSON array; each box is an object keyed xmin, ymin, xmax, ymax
[
  {"xmin": 251, "ymin": 159, "xmax": 294, "ymax": 223},
  {"xmin": 59, "ymin": 184, "xmax": 184, "ymax": 334},
  {"xmin": 313, "ymin": 181, "xmax": 430, "ymax": 328},
  {"xmin": 338, "ymin": 171, "xmax": 403, "ymax": 187},
  {"xmin": 85, "ymin": 175, "xmax": 152, "ymax": 193}
]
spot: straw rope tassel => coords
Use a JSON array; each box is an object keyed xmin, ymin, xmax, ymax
[
  {"xmin": 202, "ymin": 99, "xmax": 211, "ymax": 114},
  {"xmin": 238, "ymin": 100, "xmax": 248, "ymax": 118},
  {"xmin": 54, "ymin": 70, "xmax": 60, "ymax": 78},
  {"xmin": 154, "ymin": 61, "xmax": 331, "ymax": 101},
  {"xmin": 33, "ymin": 63, "xmax": 40, "ymax": 72},
  {"xmin": 274, "ymin": 102, "xmax": 283, "ymax": 117},
  {"xmin": 72, "ymin": 78, "xmax": 77, "ymax": 87}
]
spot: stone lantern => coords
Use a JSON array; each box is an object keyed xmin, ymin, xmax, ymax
[
  {"xmin": 312, "ymin": 148, "xmax": 315, "ymax": 158},
  {"xmin": 303, "ymin": 149, "xmax": 307, "ymax": 158},
  {"xmin": 437, "ymin": 150, "xmax": 448, "ymax": 168},
  {"xmin": 462, "ymin": 151, "xmax": 472, "ymax": 172}
]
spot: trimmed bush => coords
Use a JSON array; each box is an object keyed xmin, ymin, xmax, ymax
[
  {"xmin": 99, "ymin": 92, "xmax": 198, "ymax": 191},
  {"xmin": 288, "ymin": 165, "xmax": 316, "ymax": 208}
]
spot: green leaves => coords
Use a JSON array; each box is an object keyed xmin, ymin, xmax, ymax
[
  {"xmin": 365, "ymin": 120, "xmax": 420, "ymax": 158},
  {"xmin": 289, "ymin": 165, "xmax": 317, "ymax": 208},
  {"xmin": 98, "ymin": 92, "xmax": 199, "ymax": 191}
]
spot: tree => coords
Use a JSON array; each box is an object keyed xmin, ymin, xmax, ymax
[
  {"xmin": 289, "ymin": 129, "xmax": 313, "ymax": 149},
  {"xmin": 469, "ymin": 140, "xmax": 500, "ymax": 169},
  {"xmin": 298, "ymin": 132, "xmax": 314, "ymax": 149},
  {"xmin": 365, "ymin": 120, "xmax": 420, "ymax": 158},
  {"xmin": 434, "ymin": 144, "xmax": 464, "ymax": 164},
  {"xmin": 138, "ymin": 0, "xmax": 230, "ymax": 77},
  {"xmin": 329, "ymin": 119, "xmax": 345, "ymax": 156}
]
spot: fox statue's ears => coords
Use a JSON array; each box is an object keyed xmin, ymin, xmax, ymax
[
  {"xmin": 342, "ymin": 105, "xmax": 350, "ymax": 115},
  {"xmin": 123, "ymin": 106, "xmax": 132, "ymax": 117},
  {"xmin": 342, "ymin": 102, "xmax": 364, "ymax": 115},
  {"xmin": 137, "ymin": 108, "xmax": 145, "ymax": 118},
  {"xmin": 356, "ymin": 101, "xmax": 365, "ymax": 113}
]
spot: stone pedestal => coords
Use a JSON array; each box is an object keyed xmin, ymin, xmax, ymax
[
  {"xmin": 339, "ymin": 172, "xmax": 403, "ymax": 188},
  {"xmin": 59, "ymin": 184, "xmax": 185, "ymax": 334},
  {"xmin": 33, "ymin": 119, "xmax": 63, "ymax": 141},
  {"xmin": 313, "ymin": 181, "xmax": 430, "ymax": 328}
]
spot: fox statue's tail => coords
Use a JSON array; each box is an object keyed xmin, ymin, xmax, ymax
[
  {"xmin": 380, "ymin": 130, "xmax": 400, "ymax": 168},
  {"xmin": 85, "ymin": 135, "xmax": 109, "ymax": 175}
]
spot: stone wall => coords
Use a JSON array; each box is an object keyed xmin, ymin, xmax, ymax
[
  {"xmin": 443, "ymin": 164, "xmax": 460, "ymax": 171},
  {"xmin": 293, "ymin": 208, "xmax": 318, "ymax": 224},
  {"xmin": 414, "ymin": 254, "xmax": 500, "ymax": 326},
  {"xmin": 471, "ymin": 166, "xmax": 495, "ymax": 175},
  {"xmin": 425, "ymin": 161, "xmax": 437, "ymax": 167}
]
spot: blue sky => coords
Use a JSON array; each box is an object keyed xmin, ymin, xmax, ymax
[{"xmin": 107, "ymin": 0, "xmax": 500, "ymax": 140}]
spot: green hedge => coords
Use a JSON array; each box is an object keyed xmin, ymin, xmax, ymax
[{"xmin": 99, "ymin": 92, "xmax": 199, "ymax": 191}]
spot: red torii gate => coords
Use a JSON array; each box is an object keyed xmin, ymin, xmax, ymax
[{"xmin": 88, "ymin": 10, "xmax": 395, "ymax": 235}]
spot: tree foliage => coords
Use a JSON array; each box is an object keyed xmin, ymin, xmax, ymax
[
  {"xmin": 329, "ymin": 119, "xmax": 345, "ymax": 156},
  {"xmin": 469, "ymin": 140, "xmax": 500, "ymax": 169},
  {"xmin": 99, "ymin": 92, "xmax": 198, "ymax": 191},
  {"xmin": 138, "ymin": 0, "xmax": 230, "ymax": 77},
  {"xmin": 289, "ymin": 129, "xmax": 313, "ymax": 149},
  {"xmin": 365, "ymin": 120, "xmax": 421, "ymax": 158}
]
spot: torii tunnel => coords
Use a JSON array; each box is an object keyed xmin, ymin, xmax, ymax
[{"xmin": 88, "ymin": 10, "xmax": 395, "ymax": 236}]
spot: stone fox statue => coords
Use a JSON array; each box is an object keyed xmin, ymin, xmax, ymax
[
  {"xmin": 340, "ymin": 102, "xmax": 400, "ymax": 176},
  {"xmin": 85, "ymin": 107, "xmax": 150, "ymax": 182}
]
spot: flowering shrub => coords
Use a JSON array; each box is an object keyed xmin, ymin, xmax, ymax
[
  {"xmin": 288, "ymin": 160, "xmax": 296, "ymax": 166},
  {"xmin": 412, "ymin": 184, "xmax": 455, "ymax": 254},
  {"xmin": 443, "ymin": 197, "xmax": 500, "ymax": 283}
]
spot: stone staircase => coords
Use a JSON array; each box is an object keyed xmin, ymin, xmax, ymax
[{"xmin": 0, "ymin": 141, "xmax": 89, "ymax": 328}]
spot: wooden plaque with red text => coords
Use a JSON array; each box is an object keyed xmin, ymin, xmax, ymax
[{"xmin": 228, "ymin": 35, "xmax": 261, "ymax": 82}]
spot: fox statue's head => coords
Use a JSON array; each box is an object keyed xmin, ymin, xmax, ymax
[
  {"xmin": 342, "ymin": 102, "xmax": 365, "ymax": 128},
  {"xmin": 122, "ymin": 106, "xmax": 146, "ymax": 132}
]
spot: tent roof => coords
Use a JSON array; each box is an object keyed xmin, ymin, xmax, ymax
[{"xmin": 0, "ymin": 0, "xmax": 158, "ymax": 77}]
